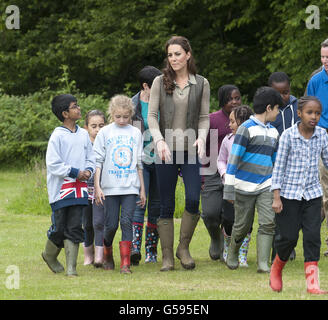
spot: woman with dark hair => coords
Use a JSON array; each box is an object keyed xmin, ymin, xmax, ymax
[
  {"xmin": 201, "ymin": 84, "xmax": 241, "ymax": 262},
  {"xmin": 148, "ymin": 36, "xmax": 210, "ymax": 271}
]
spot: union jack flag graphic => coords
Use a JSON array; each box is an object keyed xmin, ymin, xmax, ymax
[{"xmin": 60, "ymin": 177, "xmax": 88, "ymax": 200}]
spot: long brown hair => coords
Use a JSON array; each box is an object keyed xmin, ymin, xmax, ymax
[{"xmin": 163, "ymin": 36, "xmax": 197, "ymax": 94}]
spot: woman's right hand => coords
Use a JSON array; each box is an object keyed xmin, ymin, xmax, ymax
[{"xmin": 156, "ymin": 140, "xmax": 171, "ymax": 162}]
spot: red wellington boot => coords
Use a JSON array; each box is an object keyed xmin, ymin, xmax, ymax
[
  {"xmin": 120, "ymin": 241, "xmax": 132, "ymax": 274},
  {"xmin": 270, "ymin": 254, "xmax": 287, "ymax": 292},
  {"xmin": 304, "ymin": 261, "xmax": 328, "ymax": 294}
]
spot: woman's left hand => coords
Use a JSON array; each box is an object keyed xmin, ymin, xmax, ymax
[{"xmin": 193, "ymin": 138, "xmax": 205, "ymax": 158}]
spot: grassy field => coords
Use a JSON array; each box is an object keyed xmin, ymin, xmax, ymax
[{"xmin": 1, "ymin": 169, "xmax": 328, "ymax": 301}]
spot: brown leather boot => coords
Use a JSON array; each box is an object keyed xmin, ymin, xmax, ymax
[{"xmin": 103, "ymin": 244, "xmax": 115, "ymax": 270}]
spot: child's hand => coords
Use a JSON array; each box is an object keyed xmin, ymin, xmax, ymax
[
  {"xmin": 77, "ymin": 170, "xmax": 85, "ymax": 181},
  {"xmin": 77, "ymin": 170, "xmax": 90, "ymax": 181},
  {"xmin": 95, "ymin": 187, "xmax": 105, "ymax": 205},
  {"xmin": 272, "ymin": 198, "xmax": 283, "ymax": 214},
  {"xmin": 137, "ymin": 189, "xmax": 146, "ymax": 208},
  {"xmin": 84, "ymin": 170, "xmax": 91, "ymax": 180}
]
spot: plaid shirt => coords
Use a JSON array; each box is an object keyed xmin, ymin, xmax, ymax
[{"xmin": 271, "ymin": 123, "xmax": 328, "ymax": 200}]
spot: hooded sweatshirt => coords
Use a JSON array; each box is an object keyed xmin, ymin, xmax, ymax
[
  {"xmin": 223, "ymin": 115, "xmax": 279, "ymax": 201},
  {"xmin": 46, "ymin": 125, "xmax": 96, "ymax": 211},
  {"xmin": 93, "ymin": 123, "xmax": 143, "ymax": 196},
  {"xmin": 270, "ymin": 95, "xmax": 299, "ymax": 135}
]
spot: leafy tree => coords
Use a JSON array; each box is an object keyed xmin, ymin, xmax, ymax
[
  {"xmin": 260, "ymin": 0, "xmax": 328, "ymax": 97},
  {"xmin": 0, "ymin": 0, "xmax": 327, "ymax": 101}
]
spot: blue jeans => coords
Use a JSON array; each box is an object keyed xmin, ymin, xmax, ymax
[
  {"xmin": 155, "ymin": 151, "xmax": 201, "ymax": 219},
  {"xmin": 133, "ymin": 162, "xmax": 160, "ymax": 225},
  {"xmin": 92, "ymin": 201, "xmax": 105, "ymax": 247},
  {"xmin": 103, "ymin": 194, "xmax": 136, "ymax": 247},
  {"xmin": 82, "ymin": 201, "xmax": 94, "ymax": 247},
  {"xmin": 82, "ymin": 201, "xmax": 105, "ymax": 247}
]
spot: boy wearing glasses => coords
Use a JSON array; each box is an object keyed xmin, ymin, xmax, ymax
[{"xmin": 42, "ymin": 94, "xmax": 95, "ymax": 276}]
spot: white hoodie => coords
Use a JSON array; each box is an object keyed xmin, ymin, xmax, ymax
[
  {"xmin": 46, "ymin": 125, "xmax": 95, "ymax": 210},
  {"xmin": 93, "ymin": 123, "xmax": 143, "ymax": 196}
]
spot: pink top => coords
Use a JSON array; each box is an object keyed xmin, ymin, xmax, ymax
[{"xmin": 217, "ymin": 133, "xmax": 235, "ymax": 183}]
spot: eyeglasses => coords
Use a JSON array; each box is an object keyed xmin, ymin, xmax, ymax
[{"xmin": 68, "ymin": 104, "xmax": 80, "ymax": 110}]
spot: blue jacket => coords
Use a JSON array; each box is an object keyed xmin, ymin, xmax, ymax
[
  {"xmin": 307, "ymin": 68, "xmax": 328, "ymax": 129},
  {"xmin": 270, "ymin": 95, "xmax": 299, "ymax": 135}
]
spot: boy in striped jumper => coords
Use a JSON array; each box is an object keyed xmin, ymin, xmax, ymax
[{"xmin": 223, "ymin": 87, "xmax": 283, "ymax": 272}]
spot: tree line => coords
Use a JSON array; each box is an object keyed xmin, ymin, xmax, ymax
[
  {"xmin": 0, "ymin": 0, "xmax": 327, "ymax": 100},
  {"xmin": 1, "ymin": 0, "xmax": 328, "ymax": 164}
]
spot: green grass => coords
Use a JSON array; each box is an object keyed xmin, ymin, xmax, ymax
[
  {"xmin": 1, "ymin": 168, "xmax": 328, "ymax": 300},
  {"xmin": 5, "ymin": 160, "xmax": 186, "ymax": 218},
  {"xmin": 5, "ymin": 161, "xmax": 50, "ymax": 216}
]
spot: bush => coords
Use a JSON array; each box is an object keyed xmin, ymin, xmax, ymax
[{"xmin": 0, "ymin": 90, "xmax": 108, "ymax": 164}]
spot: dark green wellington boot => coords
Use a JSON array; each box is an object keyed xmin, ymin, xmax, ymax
[
  {"xmin": 204, "ymin": 223, "xmax": 223, "ymax": 261},
  {"xmin": 257, "ymin": 233, "xmax": 273, "ymax": 273},
  {"xmin": 64, "ymin": 239, "xmax": 79, "ymax": 276},
  {"xmin": 226, "ymin": 235, "xmax": 243, "ymax": 270},
  {"xmin": 176, "ymin": 211, "xmax": 200, "ymax": 270},
  {"xmin": 41, "ymin": 239, "xmax": 65, "ymax": 273},
  {"xmin": 157, "ymin": 218, "xmax": 174, "ymax": 271}
]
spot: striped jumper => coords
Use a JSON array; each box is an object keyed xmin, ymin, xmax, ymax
[{"xmin": 223, "ymin": 115, "xmax": 279, "ymax": 201}]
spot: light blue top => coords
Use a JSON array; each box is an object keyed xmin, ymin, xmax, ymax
[{"xmin": 307, "ymin": 68, "xmax": 328, "ymax": 129}]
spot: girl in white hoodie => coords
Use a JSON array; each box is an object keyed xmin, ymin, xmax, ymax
[{"xmin": 93, "ymin": 95, "xmax": 146, "ymax": 274}]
